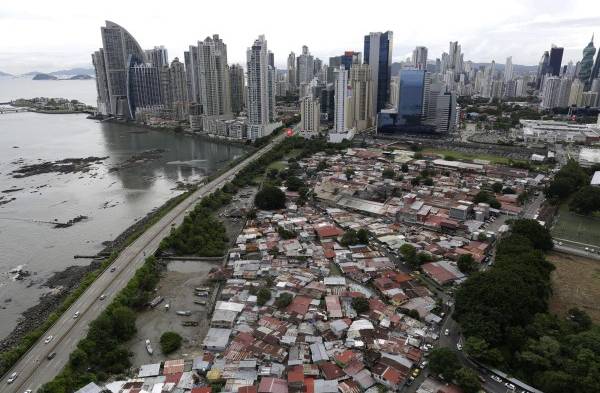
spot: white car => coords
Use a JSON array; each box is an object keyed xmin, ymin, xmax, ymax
[
  {"xmin": 99, "ymin": 294, "xmax": 107, "ymax": 301},
  {"xmin": 456, "ymin": 343, "xmax": 463, "ymax": 351},
  {"xmin": 7, "ymin": 372, "xmax": 18, "ymax": 383},
  {"xmin": 73, "ymin": 311, "xmax": 80, "ymax": 319},
  {"xmin": 444, "ymin": 329, "xmax": 449, "ymax": 336},
  {"xmin": 24, "ymin": 390, "xmax": 32, "ymax": 393},
  {"xmin": 44, "ymin": 335, "xmax": 53, "ymax": 344},
  {"xmin": 505, "ymin": 382, "xmax": 516, "ymax": 390},
  {"xmin": 491, "ymin": 375, "xmax": 503, "ymax": 383}
]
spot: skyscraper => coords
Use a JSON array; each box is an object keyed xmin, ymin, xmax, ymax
[
  {"xmin": 364, "ymin": 31, "xmax": 393, "ymax": 116},
  {"xmin": 578, "ymin": 36, "xmax": 596, "ymax": 88},
  {"xmin": 435, "ymin": 92, "xmax": 457, "ymax": 133},
  {"xmin": 569, "ymin": 79, "xmax": 585, "ymax": 106},
  {"xmin": 297, "ymin": 45, "xmax": 314, "ymax": 87},
  {"xmin": 536, "ymin": 51, "xmax": 550, "ymax": 89},
  {"xmin": 541, "ymin": 76, "xmax": 561, "ymax": 109},
  {"xmin": 412, "ymin": 46, "xmax": 428, "ymax": 70},
  {"xmin": 287, "ymin": 52, "xmax": 296, "ymax": 92},
  {"xmin": 128, "ymin": 63, "xmax": 162, "ymax": 115},
  {"xmin": 145, "ymin": 46, "xmax": 169, "ymax": 68},
  {"xmin": 94, "ymin": 20, "xmax": 147, "ymax": 119},
  {"xmin": 91, "ymin": 49, "xmax": 110, "ymax": 115},
  {"xmin": 557, "ymin": 77, "xmax": 572, "ymax": 107},
  {"xmin": 549, "ymin": 46, "xmax": 564, "ymax": 76},
  {"xmin": 229, "ymin": 64, "xmax": 245, "ymax": 114},
  {"xmin": 504, "ymin": 56, "xmax": 513, "ymax": 83},
  {"xmin": 246, "ymin": 35, "xmax": 277, "ymax": 140},
  {"xmin": 333, "ymin": 66, "xmax": 349, "ymax": 133},
  {"xmin": 168, "ymin": 58, "xmax": 189, "ymax": 120},
  {"xmin": 590, "ymin": 50, "xmax": 600, "ymax": 87},
  {"xmin": 347, "ymin": 64, "xmax": 373, "ymax": 131},
  {"xmin": 195, "ymin": 35, "xmax": 231, "ymax": 117}
]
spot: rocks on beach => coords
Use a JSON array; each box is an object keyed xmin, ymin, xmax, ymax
[{"xmin": 10, "ymin": 156, "xmax": 108, "ymax": 178}]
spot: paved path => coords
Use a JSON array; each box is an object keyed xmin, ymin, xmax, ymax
[{"xmin": 1, "ymin": 132, "xmax": 286, "ymax": 393}]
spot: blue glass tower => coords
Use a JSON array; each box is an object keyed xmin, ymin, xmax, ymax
[{"xmin": 364, "ymin": 31, "xmax": 393, "ymax": 114}]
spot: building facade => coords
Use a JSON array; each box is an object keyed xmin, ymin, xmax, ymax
[
  {"xmin": 229, "ymin": 64, "xmax": 245, "ymax": 115},
  {"xmin": 364, "ymin": 31, "xmax": 393, "ymax": 117}
]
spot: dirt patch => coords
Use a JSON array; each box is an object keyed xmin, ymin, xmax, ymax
[{"xmin": 548, "ymin": 251, "xmax": 600, "ymax": 323}]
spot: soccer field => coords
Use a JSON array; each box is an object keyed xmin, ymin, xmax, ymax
[{"xmin": 551, "ymin": 203, "xmax": 600, "ymax": 247}]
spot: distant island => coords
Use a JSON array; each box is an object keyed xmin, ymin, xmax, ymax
[
  {"xmin": 32, "ymin": 73, "xmax": 58, "ymax": 80},
  {"xmin": 10, "ymin": 97, "xmax": 96, "ymax": 114},
  {"xmin": 69, "ymin": 74, "xmax": 93, "ymax": 80}
]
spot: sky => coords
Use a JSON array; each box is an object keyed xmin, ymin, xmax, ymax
[{"xmin": 1, "ymin": 0, "xmax": 599, "ymax": 74}]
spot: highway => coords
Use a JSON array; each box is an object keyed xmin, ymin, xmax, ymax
[{"xmin": 1, "ymin": 132, "xmax": 286, "ymax": 393}]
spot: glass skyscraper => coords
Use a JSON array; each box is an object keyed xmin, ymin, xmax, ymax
[{"xmin": 364, "ymin": 31, "xmax": 393, "ymax": 115}]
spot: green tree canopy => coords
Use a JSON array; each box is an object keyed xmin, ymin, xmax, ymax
[
  {"xmin": 352, "ymin": 297, "xmax": 370, "ymax": 314},
  {"xmin": 428, "ymin": 348, "xmax": 460, "ymax": 379},
  {"xmin": 457, "ymin": 254, "xmax": 477, "ymax": 274},
  {"xmin": 160, "ymin": 331, "xmax": 182, "ymax": 354},
  {"xmin": 255, "ymin": 185, "xmax": 286, "ymax": 210}
]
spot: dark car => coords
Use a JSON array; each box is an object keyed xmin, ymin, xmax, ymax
[{"xmin": 47, "ymin": 352, "xmax": 56, "ymax": 360}]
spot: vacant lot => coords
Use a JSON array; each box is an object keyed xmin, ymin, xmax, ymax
[
  {"xmin": 548, "ymin": 252, "xmax": 600, "ymax": 323},
  {"xmin": 422, "ymin": 148, "xmax": 511, "ymax": 165},
  {"xmin": 551, "ymin": 203, "xmax": 600, "ymax": 248}
]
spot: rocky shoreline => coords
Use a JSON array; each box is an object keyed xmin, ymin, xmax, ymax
[{"xmin": 0, "ymin": 190, "xmax": 189, "ymax": 355}]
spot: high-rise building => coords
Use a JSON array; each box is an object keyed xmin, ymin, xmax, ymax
[
  {"xmin": 364, "ymin": 31, "xmax": 393, "ymax": 116},
  {"xmin": 246, "ymin": 35, "xmax": 277, "ymax": 140},
  {"xmin": 129, "ymin": 63, "xmax": 162, "ymax": 115},
  {"xmin": 435, "ymin": 92, "xmax": 457, "ymax": 133},
  {"xmin": 268, "ymin": 51, "xmax": 275, "ymax": 69},
  {"xmin": 347, "ymin": 64, "xmax": 373, "ymax": 131},
  {"xmin": 167, "ymin": 57, "xmax": 189, "ymax": 120},
  {"xmin": 581, "ymin": 91, "xmax": 598, "ymax": 107},
  {"xmin": 287, "ymin": 52, "xmax": 296, "ymax": 92},
  {"xmin": 91, "ymin": 49, "xmax": 110, "ymax": 115},
  {"xmin": 145, "ymin": 46, "xmax": 169, "ymax": 68},
  {"xmin": 93, "ymin": 20, "xmax": 147, "ymax": 119},
  {"xmin": 389, "ymin": 76, "xmax": 400, "ymax": 109},
  {"xmin": 412, "ymin": 46, "xmax": 428, "ymax": 70},
  {"xmin": 590, "ymin": 51, "xmax": 600, "ymax": 87},
  {"xmin": 229, "ymin": 64, "xmax": 245, "ymax": 114},
  {"xmin": 504, "ymin": 56, "xmax": 513, "ymax": 82},
  {"xmin": 333, "ymin": 66, "xmax": 349, "ymax": 133},
  {"xmin": 536, "ymin": 51, "xmax": 550, "ymax": 89},
  {"xmin": 195, "ymin": 35, "xmax": 231, "ymax": 117},
  {"xmin": 297, "ymin": 45, "xmax": 314, "ymax": 87},
  {"xmin": 569, "ymin": 78, "xmax": 585, "ymax": 106},
  {"xmin": 549, "ymin": 46, "xmax": 564, "ymax": 76},
  {"xmin": 516, "ymin": 78, "xmax": 527, "ymax": 97},
  {"xmin": 300, "ymin": 95, "xmax": 320, "ymax": 136},
  {"xmin": 320, "ymin": 84, "xmax": 335, "ymax": 122},
  {"xmin": 540, "ymin": 76, "xmax": 561, "ymax": 109},
  {"xmin": 447, "ymin": 41, "xmax": 463, "ymax": 73},
  {"xmin": 557, "ymin": 77, "xmax": 572, "ymax": 107},
  {"xmin": 578, "ymin": 36, "xmax": 596, "ymax": 88}
]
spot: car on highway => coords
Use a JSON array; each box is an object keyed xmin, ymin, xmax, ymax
[
  {"xmin": 505, "ymin": 382, "xmax": 516, "ymax": 390},
  {"xmin": 73, "ymin": 311, "xmax": 80, "ymax": 319},
  {"xmin": 99, "ymin": 293, "xmax": 107, "ymax": 300},
  {"xmin": 44, "ymin": 335, "xmax": 53, "ymax": 344},
  {"xmin": 456, "ymin": 343, "xmax": 463, "ymax": 351},
  {"xmin": 7, "ymin": 372, "xmax": 18, "ymax": 383},
  {"xmin": 110, "ymin": 266, "xmax": 117, "ymax": 272},
  {"xmin": 47, "ymin": 352, "xmax": 56, "ymax": 360},
  {"xmin": 24, "ymin": 390, "xmax": 32, "ymax": 393},
  {"xmin": 490, "ymin": 375, "xmax": 503, "ymax": 383},
  {"xmin": 444, "ymin": 329, "xmax": 449, "ymax": 335}
]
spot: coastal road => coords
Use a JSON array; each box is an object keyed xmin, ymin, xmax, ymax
[{"xmin": 1, "ymin": 131, "xmax": 287, "ymax": 393}]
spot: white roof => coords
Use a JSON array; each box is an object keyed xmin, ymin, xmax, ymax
[
  {"xmin": 215, "ymin": 301, "xmax": 245, "ymax": 312},
  {"xmin": 592, "ymin": 171, "xmax": 600, "ymax": 185},
  {"xmin": 138, "ymin": 363, "xmax": 161, "ymax": 377},
  {"xmin": 75, "ymin": 383, "xmax": 103, "ymax": 393}
]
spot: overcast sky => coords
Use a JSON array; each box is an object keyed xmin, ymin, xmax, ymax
[{"xmin": 1, "ymin": 0, "xmax": 599, "ymax": 74}]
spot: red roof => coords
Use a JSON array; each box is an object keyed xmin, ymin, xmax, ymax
[
  {"xmin": 324, "ymin": 249, "xmax": 336, "ymax": 259},
  {"xmin": 258, "ymin": 377, "xmax": 288, "ymax": 393},
  {"xmin": 305, "ymin": 378, "xmax": 315, "ymax": 393},
  {"xmin": 382, "ymin": 367, "xmax": 402, "ymax": 385},
  {"xmin": 164, "ymin": 372, "xmax": 182, "ymax": 384},
  {"xmin": 239, "ymin": 386, "xmax": 258, "ymax": 393},
  {"xmin": 319, "ymin": 362, "xmax": 345, "ymax": 380},
  {"xmin": 287, "ymin": 295, "xmax": 312, "ymax": 315},
  {"xmin": 315, "ymin": 225, "xmax": 344, "ymax": 238},
  {"xmin": 192, "ymin": 388, "xmax": 212, "ymax": 393},
  {"xmin": 288, "ymin": 365, "xmax": 305, "ymax": 384}
]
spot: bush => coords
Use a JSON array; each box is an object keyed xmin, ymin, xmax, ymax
[
  {"xmin": 160, "ymin": 331, "xmax": 182, "ymax": 354},
  {"xmin": 275, "ymin": 293, "xmax": 293, "ymax": 309},
  {"xmin": 382, "ymin": 168, "xmax": 395, "ymax": 179},
  {"xmin": 285, "ymin": 176, "xmax": 305, "ymax": 191},
  {"xmin": 428, "ymin": 348, "xmax": 460, "ymax": 379},
  {"xmin": 255, "ymin": 185, "xmax": 286, "ymax": 210},
  {"xmin": 457, "ymin": 254, "xmax": 477, "ymax": 274}
]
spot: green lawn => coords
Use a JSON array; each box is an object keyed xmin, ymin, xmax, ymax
[
  {"xmin": 552, "ymin": 203, "xmax": 600, "ymax": 247},
  {"xmin": 423, "ymin": 148, "xmax": 511, "ymax": 165},
  {"xmin": 267, "ymin": 161, "xmax": 287, "ymax": 171}
]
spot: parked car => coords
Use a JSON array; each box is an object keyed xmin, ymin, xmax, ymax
[
  {"xmin": 456, "ymin": 343, "xmax": 463, "ymax": 351},
  {"xmin": 444, "ymin": 329, "xmax": 449, "ymax": 336},
  {"xmin": 491, "ymin": 375, "xmax": 503, "ymax": 383},
  {"xmin": 44, "ymin": 335, "xmax": 53, "ymax": 344},
  {"xmin": 73, "ymin": 311, "xmax": 80, "ymax": 319},
  {"xmin": 505, "ymin": 382, "xmax": 516, "ymax": 390},
  {"xmin": 47, "ymin": 352, "xmax": 56, "ymax": 360}
]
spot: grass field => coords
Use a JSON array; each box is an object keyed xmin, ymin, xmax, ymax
[
  {"xmin": 547, "ymin": 252, "xmax": 600, "ymax": 323},
  {"xmin": 551, "ymin": 203, "xmax": 600, "ymax": 247},
  {"xmin": 267, "ymin": 160, "xmax": 287, "ymax": 171},
  {"xmin": 422, "ymin": 148, "xmax": 512, "ymax": 165}
]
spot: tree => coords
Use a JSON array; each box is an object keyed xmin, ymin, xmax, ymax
[
  {"xmin": 399, "ymin": 244, "xmax": 417, "ymax": 267},
  {"xmin": 423, "ymin": 177, "xmax": 434, "ymax": 186},
  {"xmin": 428, "ymin": 348, "xmax": 460, "ymax": 379},
  {"xmin": 417, "ymin": 251, "xmax": 433, "ymax": 265},
  {"xmin": 411, "ymin": 177, "xmax": 421, "ymax": 186},
  {"xmin": 256, "ymin": 288, "xmax": 271, "ymax": 306},
  {"xmin": 352, "ymin": 297, "xmax": 370, "ymax": 314},
  {"xmin": 275, "ymin": 293, "xmax": 293, "ymax": 309},
  {"xmin": 492, "ymin": 182, "xmax": 503, "ymax": 193},
  {"xmin": 401, "ymin": 163, "xmax": 409, "ymax": 173},
  {"xmin": 454, "ymin": 367, "xmax": 481, "ymax": 393},
  {"xmin": 510, "ymin": 219, "xmax": 553, "ymax": 251},
  {"xmin": 255, "ymin": 185, "xmax": 286, "ymax": 210},
  {"xmin": 110, "ymin": 306, "xmax": 137, "ymax": 340},
  {"xmin": 567, "ymin": 307, "xmax": 592, "ymax": 332},
  {"xmin": 477, "ymin": 232, "xmax": 488, "ymax": 241},
  {"xmin": 317, "ymin": 160, "xmax": 328, "ymax": 171},
  {"xmin": 502, "ymin": 187, "xmax": 516, "ymax": 194},
  {"xmin": 285, "ymin": 176, "xmax": 305, "ymax": 192},
  {"xmin": 341, "ymin": 229, "xmax": 359, "ymax": 246},
  {"xmin": 457, "ymin": 254, "xmax": 477, "ymax": 274},
  {"xmin": 569, "ymin": 186, "xmax": 600, "ymax": 214},
  {"xmin": 160, "ymin": 331, "xmax": 182, "ymax": 354},
  {"xmin": 345, "ymin": 167, "xmax": 355, "ymax": 179},
  {"xmin": 357, "ymin": 228, "xmax": 369, "ymax": 244},
  {"xmin": 382, "ymin": 168, "xmax": 395, "ymax": 179}
]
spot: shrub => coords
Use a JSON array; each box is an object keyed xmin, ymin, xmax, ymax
[
  {"xmin": 255, "ymin": 185, "xmax": 286, "ymax": 210},
  {"xmin": 160, "ymin": 331, "xmax": 182, "ymax": 354}
]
